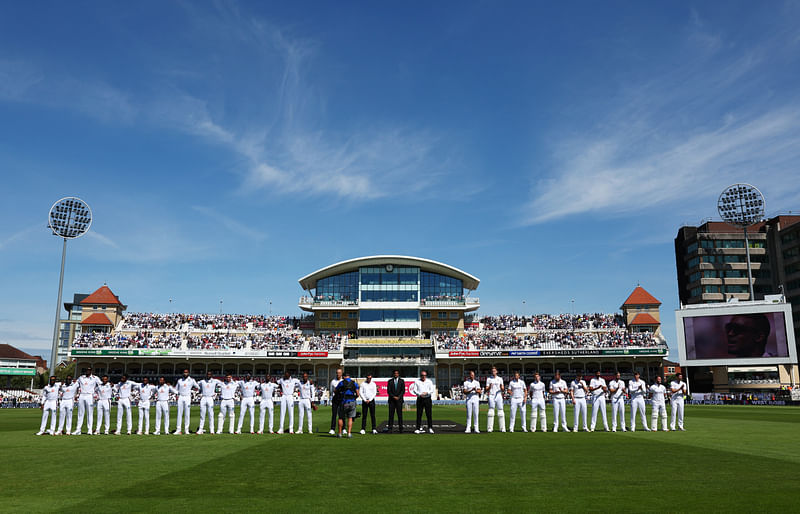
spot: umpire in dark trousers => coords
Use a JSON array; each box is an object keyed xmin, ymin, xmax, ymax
[{"xmin": 386, "ymin": 369, "xmax": 405, "ymax": 433}]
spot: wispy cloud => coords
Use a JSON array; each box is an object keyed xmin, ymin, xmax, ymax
[
  {"xmin": 192, "ymin": 206, "xmax": 267, "ymax": 242},
  {"xmin": 523, "ymin": 11, "xmax": 800, "ymax": 225},
  {"xmin": 0, "ymin": 223, "xmax": 41, "ymax": 251}
]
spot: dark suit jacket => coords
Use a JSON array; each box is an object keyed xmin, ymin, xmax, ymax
[{"xmin": 387, "ymin": 377, "xmax": 405, "ymax": 403}]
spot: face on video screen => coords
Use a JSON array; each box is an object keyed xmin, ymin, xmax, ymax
[{"xmin": 683, "ymin": 311, "xmax": 789, "ymax": 360}]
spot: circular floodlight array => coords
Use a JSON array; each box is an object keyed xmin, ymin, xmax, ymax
[
  {"xmin": 717, "ymin": 183, "xmax": 765, "ymax": 227},
  {"xmin": 48, "ymin": 197, "xmax": 92, "ymax": 239}
]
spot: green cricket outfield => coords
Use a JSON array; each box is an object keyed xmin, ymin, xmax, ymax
[{"xmin": 1, "ymin": 404, "xmax": 798, "ymax": 512}]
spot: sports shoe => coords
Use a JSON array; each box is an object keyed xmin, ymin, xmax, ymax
[
  {"xmin": 337, "ymin": 433, "xmax": 342, "ymax": 438},
  {"xmin": 269, "ymin": 430, "xmax": 274, "ymax": 434},
  {"xmin": 235, "ymin": 430, "xmax": 242, "ymax": 434},
  {"xmin": 173, "ymin": 431, "xmax": 182, "ymax": 435},
  {"xmin": 612, "ymin": 429, "xmax": 617, "ymax": 432},
  {"xmin": 428, "ymin": 428, "xmax": 434, "ymax": 434},
  {"xmin": 250, "ymin": 431, "xmax": 255, "ymax": 434},
  {"xmin": 257, "ymin": 430, "xmax": 263, "ymax": 435},
  {"xmin": 622, "ymin": 428, "xmax": 627, "ymax": 432},
  {"xmin": 679, "ymin": 427, "xmax": 685, "ymax": 431},
  {"xmin": 127, "ymin": 431, "xmax": 132, "ymax": 435},
  {"xmin": 36, "ymin": 431, "xmax": 44, "ymax": 436},
  {"xmin": 277, "ymin": 429, "xmax": 284, "ymax": 434},
  {"xmin": 347, "ymin": 433, "xmax": 352, "ymax": 439},
  {"xmin": 509, "ymin": 429, "xmax": 514, "ymax": 433},
  {"xmin": 414, "ymin": 429, "xmax": 422, "ymax": 434},
  {"xmin": 465, "ymin": 428, "xmax": 471, "ymax": 434},
  {"xmin": 93, "ymin": 430, "xmax": 100, "ymax": 435},
  {"xmin": 573, "ymin": 428, "xmax": 578, "ymax": 433},
  {"xmin": 360, "ymin": 429, "xmax": 366, "ymax": 435},
  {"xmin": 104, "ymin": 431, "xmax": 109, "ymax": 435},
  {"xmin": 137, "ymin": 430, "xmax": 143, "ymax": 435},
  {"xmin": 289, "ymin": 430, "xmax": 294, "ymax": 434},
  {"xmin": 55, "ymin": 431, "xmax": 62, "ymax": 436},
  {"xmin": 197, "ymin": 430, "xmax": 204, "ymax": 435},
  {"xmin": 154, "ymin": 431, "xmax": 161, "ymax": 435},
  {"xmin": 522, "ymin": 428, "xmax": 528, "ymax": 432},
  {"xmin": 329, "ymin": 429, "xmax": 335, "ymax": 435},
  {"xmin": 372, "ymin": 430, "xmax": 377, "ymax": 434},
  {"xmin": 73, "ymin": 431, "xmax": 81, "ymax": 436},
  {"xmin": 297, "ymin": 430, "xmax": 303, "ymax": 435}
]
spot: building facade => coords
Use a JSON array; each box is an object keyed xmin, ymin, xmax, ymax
[{"xmin": 298, "ymin": 255, "xmax": 480, "ymax": 339}]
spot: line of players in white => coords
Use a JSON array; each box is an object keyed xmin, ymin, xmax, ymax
[
  {"xmin": 463, "ymin": 367, "xmax": 688, "ymax": 433},
  {"xmin": 36, "ymin": 368, "xmax": 321, "ymax": 436}
]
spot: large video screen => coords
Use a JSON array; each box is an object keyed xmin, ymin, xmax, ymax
[{"xmin": 676, "ymin": 302, "xmax": 797, "ymax": 366}]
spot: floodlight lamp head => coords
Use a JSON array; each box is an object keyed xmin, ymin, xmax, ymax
[
  {"xmin": 48, "ymin": 197, "xmax": 92, "ymax": 239},
  {"xmin": 717, "ymin": 183, "xmax": 765, "ymax": 227}
]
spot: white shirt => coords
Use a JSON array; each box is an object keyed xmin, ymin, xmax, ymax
[
  {"xmin": 463, "ymin": 379, "xmax": 481, "ymax": 399},
  {"xmin": 628, "ymin": 379, "xmax": 647, "ymax": 399},
  {"xmin": 670, "ymin": 381, "xmax": 687, "ymax": 401},
  {"xmin": 138, "ymin": 384, "xmax": 157, "ymax": 402},
  {"xmin": 609, "ymin": 379, "xmax": 626, "ymax": 400},
  {"xmin": 508, "ymin": 379, "xmax": 526, "ymax": 400},
  {"xmin": 411, "ymin": 379, "xmax": 434, "ymax": 397},
  {"xmin": 570, "ymin": 379, "xmax": 587, "ymax": 399},
  {"xmin": 330, "ymin": 378, "xmax": 342, "ymax": 393},
  {"xmin": 156, "ymin": 384, "xmax": 175, "ymax": 401},
  {"xmin": 549, "ymin": 379, "xmax": 568, "ymax": 399},
  {"xmin": 220, "ymin": 381, "xmax": 239, "ymax": 400},
  {"xmin": 78, "ymin": 375, "xmax": 102, "ymax": 395},
  {"xmin": 61, "ymin": 381, "xmax": 79, "ymax": 400},
  {"xmin": 278, "ymin": 377, "xmax": 300, "ymax": 397},
  {"xmin": 529, "ymin": 381, "xmax": 546, "ymax": 401},
  {"xmin": 96, "ymin": 383, "xmax": 113, "ymax": 401},
  {"xmin": 486, "ymin": 376, "xmax": 504, "ymax": 396},
  {"xmin": 259, "ymin": 382, "xmax": 277, "ymax": 400},
  {"xmin": 115, "ymin": 380, "xmax": 138, "ymax": 399},
  {"xmin": 176, "ymin": 377, "xmax": 198, "ymax": 396},
  {"xmin": 359, "ymin": 380, "xmax": 377, "ymax": 402},
  {"xmin": 239, "ymin": 380, "xmax": 259, "ymax": 398},
  {"xmin": 299, "ymin": 380, "xmax": 315, "ymax": 400},
  {"xmin": 41, "ymin": 383, "xmax": 61, "ymax": 403},
  {"xmin": 650, "ymin": 383, "xmax": 667, "ymax": 404},
  {"xmin": 589, "ymin": 377, "xmax": 607, "ymax": 397},
  {"xmin": 198, "ymin": 378, "xmax": 221, "ymax": 397}
]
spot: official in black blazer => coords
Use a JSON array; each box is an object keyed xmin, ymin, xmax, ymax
[{"xmin": 386, "ymin": 369, "xmax": 405, "ymax": 433}]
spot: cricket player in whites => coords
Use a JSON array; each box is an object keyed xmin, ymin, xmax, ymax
[
  {"xmin": 670, "ymin": 373, "xmax": 687, "ymax": 431},
  {"xmin": 74, "ymin": 367, "xmax": 101, "ymax": 435},
  {"xmin": 628, "ymin": 371, "xmax": 650, "ymax": 431},
  {"xmin": 569, "ymin": 372, "xmax": 589, "ymax": 432},
  {"xmin": 508, "ymin": 371, "xmax": 527, "ymax": 432},
  {"xmin": 114, "ymin": 374, "xmax": 138, "ymax": 435},
  {"xmin": 550, "ymin": 371, "xmax": 569, "ymax": 432},
  {"xmin": 463, "ymin": 370, "xmax": 481, "ymax": 433},
  {"xmin": 197, "ymin": 371, "xmax": 220, "ymax": 435},
  {"xmin": 297, "ymin": 372, "xmax": 315, "ymax": 434},
  {"xmin": 277, "ymin": 371, "xmax": 300, "ymax": 434},
  {"xmin": 37, "ymin": 376, "xmax": 61, "ymax": 435},
  {"xmin": 608, "ymin": 372, "xmax": 627, "ymax": 432},
  {"xmin": 137, "ymin": 378, "xmax": 157, "ymax": 435},
  {"xmin": 237, "ymin": 373, "xmax": 259, "ymax": 434},
  {"xmin": 217, "ymin": 375, "xmax": 238, "ymax": 434},
  {"xmin": 649, "ymin": 376, "xmax": 668, "ymax": 431},
  {"xmin": 154, "ymin": 377, "xmax": 175, "ymax": 435},
  {"xmin": 528, "ymin": 372, "xmax": 547, "ymax": 432},
  {"xmin": 485, "ymin": 367, "xmax": 506, "ymax": 433},
  {"xmin": 56, "ymin": 375, "xmax": 78, "ymax": 435},
  {"xmin": 174, "ymin": 369, "xmax": 198, "ymax": 435},
  {"xmin": 94, "ymin": 375, "xmax": 113, "ymax": 435},
  {"xmin": 589, "ymin": 370, "xmax": 610, "ymax": 432},
  {"xmin": 258, "ymin": 376, "xmax": 277, "ymax": 434}
]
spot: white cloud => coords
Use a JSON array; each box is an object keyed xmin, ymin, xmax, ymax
[{"xmin": 191, "ymin": 206, "xmax": 267, "ymax": 242}]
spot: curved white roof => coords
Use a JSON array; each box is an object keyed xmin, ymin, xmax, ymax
[{"xmin": 298, "ymin": 255, "xmax": 480, "ymax": 291}]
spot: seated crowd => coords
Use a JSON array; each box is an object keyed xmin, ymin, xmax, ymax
[
  {"xmin": 72, "ymin": 332, "xmax": 183, "ymax": 349},
  {"xmin": 121, "ymin": 313, "xmax": 301, "ymax": 331},
  {"xmin": 477, "ymin": 313, "xmax": 624, "ymax": 331},
  {"xmin": 434, "ymin": 329, "xmax": 660, "ymax": 351}
]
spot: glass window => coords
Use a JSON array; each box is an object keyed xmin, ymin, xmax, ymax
[
  {"xmin": 449, "ymin": 311, "xmax": 459, "ymax": 319},
  {"xmin": 719, "ymin": 240, "xmax": 744, "ymax": 249},
  {"xmin": 320, "ymin": 312, "xmax": 329, "ymax": 319},
  {"xmin": 687, "ymin": 257, "xmax": 700, "ymax": 268},
  {"xmin": 359, "ymin": 310, "xmax": 419, "ymax": 322},
  {"xmin": 348, "ymin": 312, "xmax": 357, "ymax": 319},
  {"xmin": 703, "ymin": 285, "xmax": 721, "ymax": 293},
  {"xmin": 700, "ymin": 240, "xmax": 715, "ymax": 249},
  {"xmin": 726, "ymin": 285, "xmax": 749, "ymax": 294},
  {"xmin": 438, "ymin": 312, "xmax": 447, "ymax": 319},
  {"xmin": 422, "ymin": 311, "xmax": 431, "ymax": 319},
  {"xmin": 781, "ymin": 232, "xmax": 799, "ymax": 244},
  {"xmin": 361, "ymin": 290, "xmax": 418, "ymax": 302},
  {"xmin": 332, "ymin": 312, "xmax": 341, "ymax": 319},
  {"xmin": 686, "ymin": 242, "xmax": 698, "ymax": 254},
  {"xmin": 421, "ymin": 271, "xmax": 464, "ymax": 301},
  {"xmin": 784, "ymin": 247, "xmax": 800, "ymax": 259},
  {"xmin": 315, "ymin": 271, "xmax": 359, "ymax": 302}
]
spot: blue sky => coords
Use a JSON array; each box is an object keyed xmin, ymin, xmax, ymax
[{"xmin": 1, "ymin": 2, "xmax": 800, "ymax": 359}]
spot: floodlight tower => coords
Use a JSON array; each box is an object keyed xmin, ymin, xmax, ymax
[
  {"xmin": 47, "ymin": 197, "xmax": 92, "ymax": 375},
  {"xmin": 717, "ymin": 184, "xmax": 765, "ymax": 301}
]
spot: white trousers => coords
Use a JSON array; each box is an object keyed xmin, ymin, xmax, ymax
[
  {"xmin": 529, "ymin": 398, "xmax": 547, "ymax": 431},
  {"xmin": 465, "ymin": 396, "xmax": 480, "ymax": 431},
  {"xmin": 96, "ymin": 399, "xmax": 111, "ymax": 433},
  {"xmin": 631, "ymin": 397, "xmax": 649, "ymax": 430},
  {"xmin": 297, "ymin": 398, "xmax": 312, "ymax": 432},
  {"xmin": 279, "ymin": 396, "xmax": 295, "ymax": 432},
  {"xmin": 573, "ymin": 398, "xmax": 588, "ymax": 430},
  {"xmin": 117, "ymin": 398, "xmax": 133, "ymax": 433},
  {"xmin": 155, "ymin": 401, "xmax": 170, "ymax": 433},
  {"xmin": 670, "ymin": 398, "xmax": 684, "ymax": 430},
  {"xmin": 76, "ymin": 395, "xmax": 94, "ymax": 433},
  {"xmin": 58, "ymin": 399, "xmax": 74, "ymax": 433},
  {"xmin": 651, "ymin": 402, "xmax": 667, "ymax": 431},
  {"xmin": 176, "ymin": 396, "xmax": 192, "ymax": 432},
  {"xmin": 509, "ymin": 398, "xmax": 526, "ymax": 431},
  {"xmin": 487, "ymin": 392, "xmax": 505, "ymax": 432},
  {"xmin": 238, "ymin": 397, "xmax": 256, "ymax": 432},
  {"xmin": 199, "ymin": 396, "xmax": 215, "ymax": 433},
  {"xmin": 138, "ymin": 402, "xmax": 151, "ymax": 433},
  {"xmin": 40, "ymin": 400, "xmax": 58, "ymax": 433},
  {"xmin": 218, "ymin": 399, "xmax": 235, "ymax": 433},
  {"xmin": 591, "ymin": 395, "xmax": 608, "ymax": 431},
  {"xmin": 611, "ymin": 398, "xmax": 626, "ymax": 430},
  {"xmin": 552, "ymin": 398, "xmax": 568, "ymax": 431},
  {"xmin": 259, "ymin": 399, "xmax": 274, "ymax": 433}
]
